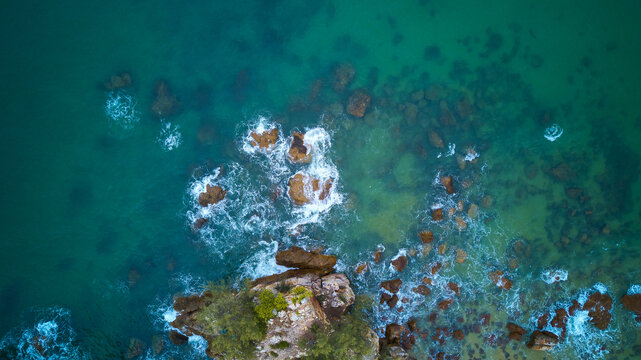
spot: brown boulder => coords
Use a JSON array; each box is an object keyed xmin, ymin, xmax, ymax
[
  {"xmin": 151, "ymin": 80, "xmax": 180, "ymax": 118},
  {"xmin": 288, "ymin": 132, "xmax": 312, "ymax": 163},
  {"xmin": 506, "ymin": 323, "xmax": 526, "ymax": 341},
  {"xmin": 347, "ymin": 89, "xmax": 371, "ymax": 118},
  {"xmin": 438, "ymin": 299, "xmax": 454, "ymax": 310},
  {"xmin": 384, "ymin": 324, "xmax": 403, "ymax": 346},
  {"xmin": 381, "ymin": 279, "xmax": 403, "ymax": 293},
  {"xmin": 168, "ymin": 330, "xmax": 189, "ymax": 346},
  {"xmin": 456, "ymin": 249, "xmax": 467, "ymax": 264},
  {"xmin": 621, "ymin": 293, "xmax": 641, "ymax": 321},
  {"xmin": 440, "ymin": 176, "xmax": 455, "ymax": 194},
  {"xmin": 198, "ymin": 184, "xmax": 226, "ymax": 207},
  {"xmin": 526, "ymin": 330, "xmax": 558, "ymax": 351},
  {"xmin": 373, "ymin": 249, "xmax": 383, "ymax": 263},
  {"xmin": 419, "ymin": 230, "xmax": 434, "ymax": 244},
  {"xmin": 355, "ymin": 262, "xmax": 369, "ymax": 274},
  {"xmin": 193, "ymin": 217, "xmax": 208, "ymax": 229},
  {"xmin": 275, "ymin": 246, "xmax": 336, "ymax": 270},
  {"xmin": 391, "ymin": 255, "xmax": 407, "ymax": 272},
  {"xmin": 582, "ymin": 292, "xmax": 612, "ymax": 330},
  {"xmin": 287, "ymin": 173, "xmax": 333, "ymax": 205},
  {"xmin": 447, "ymin": 282, "xmax": 460, "ymax": 296},
  {"xmin": 250, "ymin": 128, "xmax": 279, "ymax": 149},
  {"xmin": 551, "ymin": 308, "xmax": 568, "ymax": 329},
  {"xmin": 387, "ymin": 294, "xmax": 399, "ymax": 308}
]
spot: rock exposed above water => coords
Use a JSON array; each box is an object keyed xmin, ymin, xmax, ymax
[
  {"xmin": 506, "ymin": 323, "xmax": 526, "ymax": 341},
  {"xmin": 275, "ymin": 245, "xmax": 337, "ymax": 271},
  {"xmin": 391, "ymin": 255, "xmax": 407, "ymax": 272},
  {"xmin": 287, "ymin": 173, "xmax": 333, "ymax": 205},
  {"xmin": 151, "ymin": 80, "xmax": 180, "ymax": 118},
  {"xmin": 582, "ymin": 291, "xmax": 612, "ymax": 330},
  {"xmin": 440, "ymin": 176, "xmax": 455, "ymax": 194},
  {"xmin": 488, "ymin": 270, "xmax": 513, "ymax": 290},
  {"xmin": 198, "ymin": 184, "xmax": 226, "ymax": 207},
  {"xmin": 381, "ymin": 279, "xmax": 403, "ymax": 293},
  {"xmin": 250, "ymin": 128, "xmax": 279, "ymax": 149},
  {"xmin": 288, "ymin": 132, "xmax": 312, "ymax": 163}
]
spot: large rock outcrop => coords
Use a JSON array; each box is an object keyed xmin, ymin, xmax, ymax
[
  {"xmin": 287, "ymin": 173, "xmax": 333, "ymax": 205},
  {"xmin": 169, "ymin": 247, "xmax": 377, "ymax": 359}
]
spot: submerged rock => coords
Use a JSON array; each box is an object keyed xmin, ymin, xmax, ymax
[
  {"xmin": 104, "ymin": 72, "xmax": 132, "ymax": 90},
  {"xmin": 428, "ymin": 129, "xmax": 445, "ymax": 148},
  {"xmin": 151, "ymin": 80, "xmax": 180, "ymax": 118},
  {"xmin": 347, "ymin": 89, "xmax": 371, "ymax": 118},
  {"xmin": 526, "ymin": 330, "xmax": 558, "ymax": 350},
  {"xmin": 250, "ymin": 128, "xmax": 279, "ymax": 149},
  {"xmin": 198, "ymin": 184, "xmax": 226, "ymax": 207},
  {"xmin": 432, "ymin": 207, "xmax": 444, "ymax": 221},
  {"xmin": 381, "ymin": 279, "xmax": 403, "ymax": 293},
  {"xmin": 332, "ymin": 62, "xmax": 356, "ymax": 92},
  {"xmin": 275, "ymin": 246, "xmax": 336, "ymax": 271},
  {"xmin": 456, "ymin": 249, "xmax": 467, "ymax": 264},
  {"xmin": 288, "ymin": 132, "xmax": 312, "ymax": 163},
  {"xmin": 168, "ymin": 330, "xmax": 188, "ymax": 346},
  {"xmin": 488, "ymin": 270, "xmax": 513, "ymax": 290}
]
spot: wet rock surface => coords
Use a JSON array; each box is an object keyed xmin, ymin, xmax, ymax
[
  {"xmin": 250, "ymin": 128, "xmax": 279, "ymax": 149},
  {"xmin": 198, "ymin": 184, "xmax": 226, "ymax": 207},
  {"xmin": 275, "ymin": 245, "xmax": 337, "ymax": 270},
  {"xmin": 621, "ymin": 293, "xmax": 641, "ymax": 321},
  {"xmin": 288, "ymin": 132, "xmax": 312, "ymax": 163},
  {"xmin": 526, "ymin": 330, "xmax": 559, "ymax": 350},
  {"xmin": 582, "ymin": 291, "xmax": 612, "ymax": 330}
]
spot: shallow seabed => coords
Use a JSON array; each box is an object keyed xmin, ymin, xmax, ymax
[{"xmin": 1, "ymin": 0, "xmax": 640, "ymax": 359}]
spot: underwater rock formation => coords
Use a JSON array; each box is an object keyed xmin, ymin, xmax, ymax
[
  {"xmin": 333, "ymin": 62, "xmax": 356, "ymax": 92},
  {"xmin": 151, "ymin": 80, "xmax": 180, "ymax": 118},
  {"xmin": 347, "ymin": 89, "xmax": 371, "ymax": 118},
  {"xmin": 103, "ymin": 72, "xmax": 132, "ymax": 90}
]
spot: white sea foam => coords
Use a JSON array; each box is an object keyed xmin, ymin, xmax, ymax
[
  {"xmin": 105, "ymin": 89, "xmax": 139, "ymax": 131},
  {"xmin": 541, "ymin": 269, "xmax": 568, "ymax": 284},
  {"xmin": 158, "ymin": 120, "xmax": 182, "ymax": 151},
  {"xmin": 0, "ymin": 307, "xmax": 88, "ymax": 360},
  {"xmin": 544, "ymin": 124, "xmax": 564, "ymax": 141},
  {"xmin": 288, "ymin": 127, "xmax": 343, "ymax": 227},
  {"xmin": 464, "ymin": 147, "xmax": 479, "ymax": 161},
  {"xmin": 437, "ymin": 143, "xmax": 456, "ymax": 158},
  {"xmin": 240, "ymin": 240, "xmax": 288, "ymax": 280},
  {"xmin": 627, "ymin": 284, "xmax": 641, "ymax": 295}
]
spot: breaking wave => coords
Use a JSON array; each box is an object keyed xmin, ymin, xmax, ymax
[
  {"xmin": 105, "ymin": 89, "xmax": 139, "ymax": 132},
  {"xmin": 157, "ymin": 120, "xmax": 182, "ymax": 151}
]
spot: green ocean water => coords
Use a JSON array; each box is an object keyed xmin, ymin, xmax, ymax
[{"xmin": 1, "ymin": 0, "xmax": 640, "ymax": 359}]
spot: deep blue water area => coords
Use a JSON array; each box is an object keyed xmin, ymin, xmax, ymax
[{"xmin": 1, "ymin": 0, "xmax": 641, "ymax": 359}]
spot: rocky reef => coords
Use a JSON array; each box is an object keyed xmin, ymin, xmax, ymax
[{"xmin": 169, "ymin": 246, "xmax": 379, "ymax": 359}]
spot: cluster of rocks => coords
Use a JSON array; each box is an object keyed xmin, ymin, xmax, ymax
[{"xmin": 168, "ymin": 246, "xmax": 379, "ymax": 359}]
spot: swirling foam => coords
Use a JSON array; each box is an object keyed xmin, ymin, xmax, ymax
[
  {"xmin": 105, "ymin": 89, "xmax": 139, "ymax": 131},
  {"xmin": 158, "ymin": 120, "xmax": 182, "ymax": 151}
]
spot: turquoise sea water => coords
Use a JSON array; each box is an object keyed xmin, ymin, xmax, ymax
[{"xmin": 1, "ymin": 0, "xmax": 641, "ymax": 358}]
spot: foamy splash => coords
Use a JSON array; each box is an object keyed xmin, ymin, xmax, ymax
[
  {"xmin": 105, "ymin": 89, "xmax": 139, "ymax": 131},
  {"xmin": 157, "ymin": 120, "xmax": 182, "ymax": 151},
  {"xmin": 0, "ymin": 307, "xmax": 88, "ymax": 360},
  {"xmin": 544, "ymin": 123, "xmax": 564, "ymax": 141},
  {"xmin": 541, "ymin": 269, "xmax": 568, "ymax": 284}
]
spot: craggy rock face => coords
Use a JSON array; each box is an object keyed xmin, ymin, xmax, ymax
[
  {"xmin": 288, "ymin": 132, "xmax": 312, "ymax": 163},
  {"xmin": 621, "ymin": 293, "xmax": 641, "ymax": 321},
  {"xmin": 198, "ymin": 184, "xmax": 226, "ymax": 207},
  {"xmin": 391, "ymin": 255, "xmax": 408, "ymax": 272},
  {"xmin": 583, "ymin": 291, "xmax": 613, "ymax": 330},
  {"xmin": 275, "ymin": 246, "xmax": 337, "ymax": 271},
  {"xmin": 151, "ymin": 80, "xmax": 180, "ymax": 118},
  {"xmin": 287, "ymin": 173, "xmax": 333, "ymax": 205},
  {"xmin": 250, "ymin": 128, "xmax": 279, "ymax": 149},
  {"xmin": 440, "ymin": 176, "xmax": 455, "ymax": 194},
  {"xmin": 526, "ymin": 330, "xmax": 559, "ymax": 350},
  {"xmin": 316, "ymin": 273, "xmax": 355, "ymax": 320},
  {"xmin": 346, "ymin": 89, "xmax": 371, "ymax": 118},
  {"xmin": 333, "ymin": 62, "xmax": 356, "ymax": 92}
]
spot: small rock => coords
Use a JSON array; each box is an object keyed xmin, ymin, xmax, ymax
[
  {"xmin": 438, "ymin": 244, "xmax": 447, "ymax": 255},
  {"xmin": 412, "ymin": 285, "xmax": 430, "ymax": 296},
  {"xmin": 467, "ymin": 204, "xmax": 479, "ymax": 218},
  {"xmin": 385, "ymin": 324, "xmax": 403, "ymax": 346},
  {"xmin": 440, "ymin": 176, "xmax": 455, "ymax": 194},
  {"xmin": 482, "ymin": 195, "xmax": 493, "ymax": 208},
  {"xmin": 288, "ymin": 132, "xmax": 312, "ymax": 163},
  {"xmin": 428, "ymin": 130, "xmax": 444, "ymax": 148},
  {"xmin": 447, "ymin": 282, "xmax": 460, "ymax": 296},
  {"xmin": 387, "ymin": 294, "xmax": 399, "ymax": 308},
  {"xmin": 453, "ymin": 329, "xmax": 464, "ymax": 341},
  {"xmin": 439, "ymin": 100, "xmax": 456, "ymax": 126},
  {"xmin": 332, "ymin": 62, "xmax": 356, "ymax": 92},
  {"xmin": 438, "ymin": 299, "xmax": 454, "ymax": 310},
  {"xmin": 381, "ymin": 279, "xmax": 403, "ymax": 293},
  {"xmin": 151, "ymin": 80, "xmax": 180, "ymax": 118},
  {"xmin": 373, "ymin": 249, "xmax": 383, "ymax": 263},
  {"xmin": 198, "ymin": 184, "xmax": 226, "ymax": 207},
  {"xmin": 488, "ymin": 270, "xmax": 513, "ymax": 290},
  {"xmin": 526, "ymin": 330, "xmax": 558, "ymax": 351},
  {"xmin": 152, "ymin": 335, "xmax": 164, "ymax": 354},
  {"xmin": 455, "ymin": 217, "xmax": 467, "ymax": 230},
  {"xmin": 193, "ymin": 217, "xmax": 208, "ymax": 229},
  {"xmin": 126, "ymin": 338, "xmax": 145, "ymax": 359},
  {"xmin": 456, "ymin": 249, "xmax": 467, "ymax": 264},
  {"xmin": 104, "ymin": 72, "xmax": 132, "ymax": 90},
  {"xmin": 432, "ymin": 208, "xmax": 444, "ymax": 221},
  {"xmin": 621, "ymin": 293, "xmax": 641, "ymax": 321},
  {"xmin": 355, "ymin": 263, "xmax": 369, "ymax": 274},
  {"xmin": 431, "ymin": 262, "xmax": 442, "ymax": 275},
  {"xmin": 582, "ymin": 291, "xmax": 612, "ymax": 330}
]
